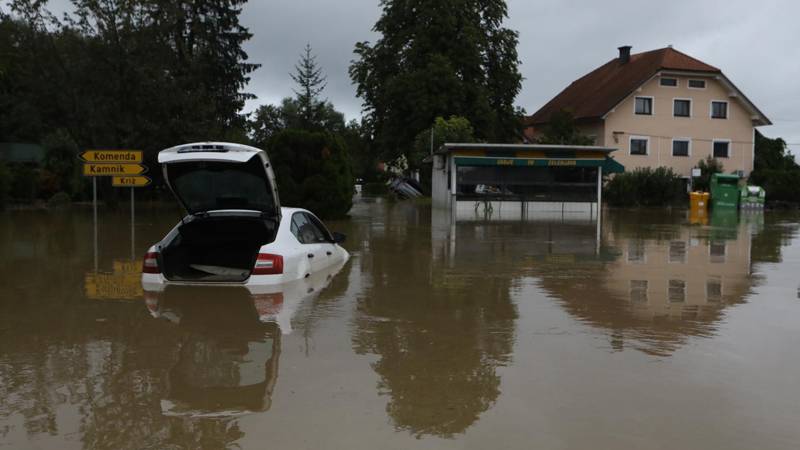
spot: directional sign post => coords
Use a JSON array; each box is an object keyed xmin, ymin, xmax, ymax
[
  {"xmin": 112, "ymin": 176, "xmax": 151, "ymax": 187},
  {"xmin": 79, "ymin": 149, "xmax": 148, "ymax": 265},
  {"xmin": 80, "ymin": 150, "xmax": 143, "ymax": 163},
  {"xmin": 83, "ymin": 163, "xmax": 147, "ymax": 176}
]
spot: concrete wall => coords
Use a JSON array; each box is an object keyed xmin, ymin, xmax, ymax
[
  {"xmin": 431, "ymin": 154, "xmax": 450, "ymax": 209},
  {"xmin": 603, "ymin": 73, "xmax": 757, "ymax": 177}
]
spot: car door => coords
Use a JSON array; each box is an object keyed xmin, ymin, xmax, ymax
[
  {"xmin": 290, "ymin": 212, "xmax": 325, "ymax": 273},
  {"xmin": 302, "ymin": 212, "xmax": 339, "ymax": 270}
]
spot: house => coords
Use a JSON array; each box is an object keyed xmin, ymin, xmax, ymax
[{"xmin": 525, "ymin": 46, "xmax": 771, "ymax": 179}]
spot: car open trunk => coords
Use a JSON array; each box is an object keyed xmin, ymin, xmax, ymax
[
  {"xmin": 156, "ymin": 143, "xmax": 282, "ymax": 283},
  {"xmin": 161, "ymin": 215, "xmax": 276, "ymax": 282}
]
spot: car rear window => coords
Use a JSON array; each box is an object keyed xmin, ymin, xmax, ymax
[{"xmin": 168, "ymin": 157, "xmax": 276, "ymax": 213}]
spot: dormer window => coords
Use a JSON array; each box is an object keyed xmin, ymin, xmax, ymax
[
  {"xmin": 660, "ymin": 77, "xmax": 678, "ymax": 87},
  {"xmin": 634, "ymin": 96, "xmax": 653, "ymax": 115},
  {"xmin": 688, "ymin": 79, "xmax": 706, "ymax": 89}
]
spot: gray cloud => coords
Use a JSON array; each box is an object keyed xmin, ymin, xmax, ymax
[
  {"xmin": 241, "ymin": 0, "xmax": 800, "ymax": 151},
  {"xmin": 7, "ymin": 0, "xmax": 800, "ymax": 150}
]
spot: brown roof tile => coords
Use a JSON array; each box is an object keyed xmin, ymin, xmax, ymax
[{"xmin": 527, "ymin": 47, "xmax": 721, "ymax": 125}]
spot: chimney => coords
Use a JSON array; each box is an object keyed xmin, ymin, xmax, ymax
[{"xmin": 618, "ymin": 45, "xmax": 632, "ymax": 64}]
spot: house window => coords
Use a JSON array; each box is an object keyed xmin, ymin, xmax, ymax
[
  {"xmin": 713, "ymin": 141, "xmax": 730, "ymax": 158},
  {"xmin": 660, "ymin": 77, "xmax": 678, "ymax": 87},
  {"xmin": 711, "ymin": 101, "xmax": 728, "ymax": 119},
  {"xmin": 630, "ymin": 280, "xmax": 648, "ymax": 303},
  {"xmin": 630, "ymin": 137, "xmax": 649, "ymax": 155},
  {"xmin": 673, "ymin": 99, "xmax": 691, "ymax": 117},
  {"xmin": 627, "ymin": 241, "xmax": 645, "ymax": 263},
  {"xmin": 672, "ymin": 139, "xmax": 690, "ymax": 157},
  {"xmin": 668, "ymin": 279, "xmax": 686, "ymax": 303},
  {"xmin": 688, "ymin": 79, "xmax": 706, "ymax": 89},
  {"xmin": 635, "ymin": 97, "xmax": 653, "ymax": 115},
  {"xmin": 710, "ymin": 241, "xmax": 726, "ymax": 263},
  {"xmin": 707, "ymin": 277, "xmax": 722, "ymax": 302},
  {"xmin": 669, "ymin": 241, "xmax": 687, "ymax": 263}
]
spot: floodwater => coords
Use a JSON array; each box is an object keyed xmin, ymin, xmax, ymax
[{"xmin": 1, "ymin": 198, "xmax": 800, "ymax": 450}]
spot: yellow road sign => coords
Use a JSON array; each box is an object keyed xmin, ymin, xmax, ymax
[
  {"xmin": 80, "ymin": 150, "xmax": 142, "ymax": 163},
  {"xmin": 112, "ymin": 176, "xmax": 151, "ymax": 187},
  {"xmin": 113, "ymin": 260, "xmax": 140, "ymax": 273},
  {"xmin": 85, "ymin": 259, "xmax": 143, "ymax": 300},
  {"xmin": 83, "ymin": 163, "xmax": 147, "ymax": 176}
]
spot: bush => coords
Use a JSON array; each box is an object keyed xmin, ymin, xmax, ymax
[
  {"xmin": 0, "ymin": 162, "xmax": 11, "ymax": 209},
  {"xmin": 268, "ymin": 129, "xmax": 354, "ymax": 219},
  {"xmin": 605, "ymin": 167, "xmax": 686, "ymax": 207},
  {"xmin": 10, "ymin": 164, "xmax": 37, "ymax": 201},
  {"xmin": 41, "ymin": 129, "xmax": 80, "ymax": 198},
  {"xmin": 47, "ymin": 191, "xmax": 72, "ymax": 209},
  {"xmin": 693, "ymin": 156, "xmax": 724, "ymax": 192},
  {"xmin": 362, "ymin": 181, "xmax": 389, "ymax": 196},
  {"xmin": 749, "ymin": 169, "xmax": 800, "ymax": 204}
]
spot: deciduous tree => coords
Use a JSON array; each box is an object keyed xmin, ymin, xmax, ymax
[{"xmin": 350, "ymin": 0, "xmax": 523, "ymax": 167}]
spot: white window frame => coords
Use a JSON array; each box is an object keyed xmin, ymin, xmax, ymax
[
  {"xmin": 627, "ymin": 241, "xmax": 646, "ymax": 263},
  {"xmin": 709, "ymin": 240, "xmax": 727, "ymax": 263},
  {"xmin": 710, "ymin": 100, "xmax": 729, "ymax": 119},
  {"xmin": 687, "ymin": 79, "xmax": 706, "ymax": 89},
  {"xmin": 667, "ymin": 279, "xmax": 687, "ymax": 304},
  {"xmin": 706, "ymin": 276, "xmax": 723, "ymax": 302},
  {"xmin": 630, "ymin": 279, "xmax": 649, "ymax": 304},
  {"xmin": 633, "ymin": 96, "xmax": 654, "ymax": 116},
  {"xmin": 673, "ymin": 98, "xmax": 692, "ymax": 118},
  {"xmin": 668, "ymin": 240, "xmax": 688, "ymax": 263},
  {"xmin": 660, "ymin": 76, "xmax": 679, "ymax": 88},
  {"xmin": 671, "ymin": 138, "xmax": 692, "ymax": 157},
  {"xmin": 629, "ymin": 135, "xmax": 650, "ymax": 156},
  {"xmin": 712, "ymin": 139, "xmax": 732, "ymax": 159}
]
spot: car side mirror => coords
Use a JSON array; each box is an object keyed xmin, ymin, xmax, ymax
[{"xmin": 331, "ymin": 232, "xmax": 346, "ymax": 244}]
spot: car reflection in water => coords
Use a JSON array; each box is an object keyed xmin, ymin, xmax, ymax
[{"xmin": 143, "ymin": 259, "xmax": 348, "ymax": 416}]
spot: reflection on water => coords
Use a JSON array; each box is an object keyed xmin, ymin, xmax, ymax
[
  {"xmin": 353, "ymin": 204, "xmax": 517, "ymax": 437},
  {"xmin": 147, "ymin": 287, "xmax": 281, "ymax": 415},
  {"xmin": 1, "ymin": 204, "xmax": 800, "ymax": 448}
]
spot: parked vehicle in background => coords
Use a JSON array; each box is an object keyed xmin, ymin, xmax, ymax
[{"xmin": 141, "ymin": 142, "xmax": 348, "ymax": 290}]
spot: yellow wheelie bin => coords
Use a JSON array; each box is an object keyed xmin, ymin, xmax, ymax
[
  {"xmin": 690, "ymin": 191, "xmax": 709, "ymax": 209},
  {"xmin": 689, "ymin": 191, "xmax": 709, "ymax": 225}
]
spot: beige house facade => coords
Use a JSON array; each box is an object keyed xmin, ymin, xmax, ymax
[{"xmin": 526, "ymin": 46, "xmax": 771, "ymax": 179}]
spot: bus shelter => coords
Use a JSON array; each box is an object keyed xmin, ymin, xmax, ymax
[{"xmin": 431, "ymin": 143, "xmax": 624, "ymax": 221}]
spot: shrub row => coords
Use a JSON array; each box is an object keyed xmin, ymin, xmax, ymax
[{"xmin": 604, "ymin": 167, "xmax": 686, "ymax": 207}]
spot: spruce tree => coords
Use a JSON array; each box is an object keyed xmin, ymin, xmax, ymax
[{"xmin": 291, "ymin": 43, "xmax": 327, "ymax": 129}]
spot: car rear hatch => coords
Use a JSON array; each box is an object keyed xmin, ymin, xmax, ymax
[
  {"xmin": 159, "ymin": 142, "xmax": 281, "ymax": 218},
  {"xmin": 157, "ymin": 142, "xmax": 282, "ymax": 282}
]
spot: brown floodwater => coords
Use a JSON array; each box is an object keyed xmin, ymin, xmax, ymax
[{"xmin": 1, "ymin": 198, "xmax": 799, "ymax": 449}]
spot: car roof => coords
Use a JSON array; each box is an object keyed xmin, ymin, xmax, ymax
[{"xmin": 281, "ymin": 207, "xmax": 309, "ymax": 215}]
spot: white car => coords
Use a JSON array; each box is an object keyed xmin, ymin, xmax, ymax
[{"xmin": 141, "ymin": 142, "xmax": 349, "ymax": 290}]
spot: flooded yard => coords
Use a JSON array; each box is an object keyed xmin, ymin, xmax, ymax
[{"xmin": 1, "ymin": 198, "xmax": 799, "ymax": 449}]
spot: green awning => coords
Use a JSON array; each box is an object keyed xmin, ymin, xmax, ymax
[{"xmin": 602, "ymin": 157, "xmax": 625, "ymax": 174}]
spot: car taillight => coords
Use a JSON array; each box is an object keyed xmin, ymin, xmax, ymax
[
  {"xmin": 142, "ymin": 252, "xmax": 161, "ymax": 274},
  {"xmin": 253, "ymin": 253, "xmax": 283, "ymax": 275}
]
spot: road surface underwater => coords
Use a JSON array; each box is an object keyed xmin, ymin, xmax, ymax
[{"xmin": 1, "ymin": 198, "xmax": 799, "ymax": 449}]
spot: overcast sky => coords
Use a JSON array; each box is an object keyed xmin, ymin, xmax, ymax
[
  {"xmin": 238, "ymin": 0, "xmax": 799, "ymax": 151},
  {"xmin": 10, "ymin": 0, "xmax": 800, "ymax": 150}
]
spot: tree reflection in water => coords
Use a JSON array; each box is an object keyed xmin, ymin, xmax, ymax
[{"xmin": 352, "ymin": 205, "xmax": 517, "ymax": 438}]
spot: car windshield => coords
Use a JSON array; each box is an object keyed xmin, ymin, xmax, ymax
[{"xmin": 168, "ymin": 157, "xmax": 275, "ymax": 214}]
